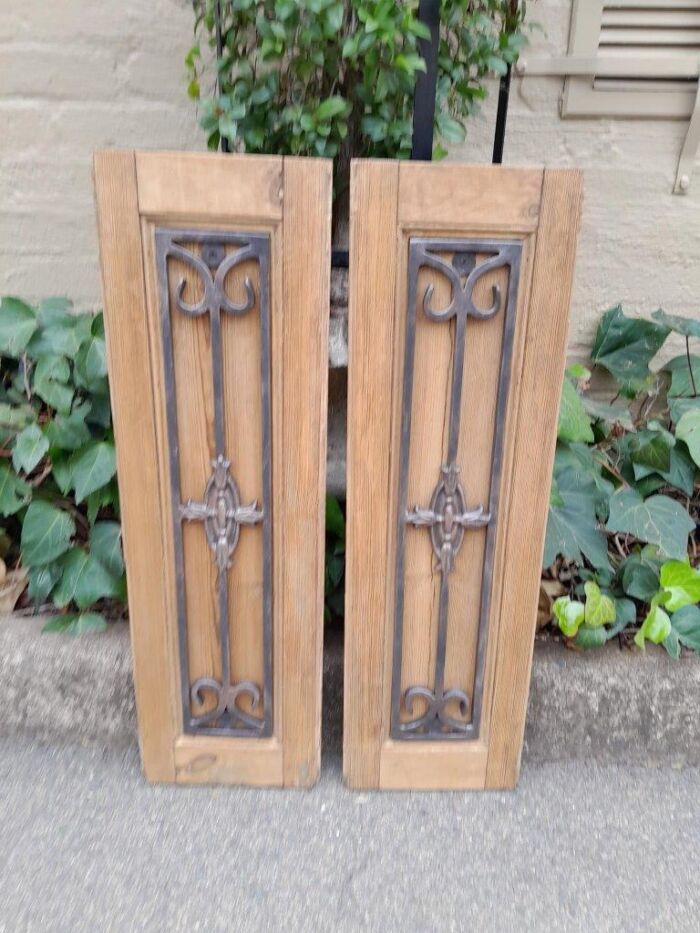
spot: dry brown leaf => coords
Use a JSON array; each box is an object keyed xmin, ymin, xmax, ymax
[
  {"xmin": 0, "ymin": 567, "xmax": 28, "ymax": 613},
  {"xmin": 536, "ymin": 579, "xmax": 566, "ymax": 630}
]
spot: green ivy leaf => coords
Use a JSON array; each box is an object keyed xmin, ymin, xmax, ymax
[
  {"xmin": 543, "ymin": 469, "xmax": 610, "ymax": 571},
  {"xmin": 606, "ymin": 489, "xmax": 694, "ymax": 560},
  {"xmin": 552, "ymin": 595, "xmax": 585, "ymax": 637},
  {"xmin": 42, "ymin": 612, "xmax": 108, "ymax": 635},
  {"xmin": 675, "ymin": 409, "xmax": 700, "ymax": 468},
  {"xmin": 584, "ymin": 581, "xmax": 616, "ymax": 628},
  {"xmin": 12, "ymin": 423, "xmax": 48, "ymax": 474},
  {"xmin": 582, "ymin": 397, "xmax": 635, "ymax": 432},
  {"xmin": 669, "ymin": 395, "xmax": 700, "ymax": 424},
  {"xmin": 557, "ymin": 379, "xmax": 594, "ymax": 443},
  {"xmin": 26, "ymin": 312, "xmax": 91, "ymax": 359},
  {"xmin": 21, "ymin": 500, "xmax": 75, "ymax": 566},
  {"xmin": 27, "ymin": 561, "xmax": 63, "ymax": 603},
  {"xmin": 0, "ymin": 297, "xmax": 37, "ymax": 356},
  {"xmin": 86, "ymin": 480, "xmax": 118, "ymax": 525},
  {"xmin": 90, "ymin": 521, "xmax": 124, "ymax": 578},
  {"xmin": 44, "ymin": 401, "xmax": 92, "ymax": 452},
  {"xmin": 52, "ymin": 547, "xmax": 123, "ymax": 610},
  {"xmin": 659, "ymin": 560, "xmax": 700, "ymax": 613},
  {"xmin": 73, "ymin": 335, "xmax": 107, "ymax": 391},
  {"xmin": 67, "ymin": 440, "xmax": 117, "ymax": 503},
  {"xmin": 628, "ymin": 427, "xmax": 674, "ymax": 473},
  {"xmin": 619, "ymin": 550, "xmax": 662, "ymax": 601},
  {"xmin": 635, "ymin": 604, "xmax": 672, "ymax": 649},
  {"xmin": 664, "ymin": 354, "xmax": 700, "ymax": 399},
  {"xmin": 652, "ymin": 309, "xmax": 700, "ymax": 340},
  {"xmin": 32, "ymin": 354, "xmax": 73, "ymax": 414},
  {"xmin": 0, "ymin": 463, "xmax": 31, "ymax": 516},
  {"xmin": 591, "ymin": 305, "xmax": 670, "ymax": 397},
  {"xmin": 0, "ymin": 402, "xmax": 34, "ymax": 448},
  {"xmin": 671, "ymin": 604, "xmax": 700, "ymax": 653},
  {"xmin": 325, "ymin": 495, "xmax": 345, "ymax": 540}
]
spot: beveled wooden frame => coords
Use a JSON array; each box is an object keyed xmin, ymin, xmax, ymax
[
  {"xmin": 344, "ymin": 161, "xmax": 583, "ymax": 790},
  {"xmin": 94, "ymin": 151, "xmax": 331, "ymax": 786}
]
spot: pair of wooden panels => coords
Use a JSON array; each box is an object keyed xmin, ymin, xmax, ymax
[{"xmin": 95, "ymin": 151, "xmax": 581, "ymax": 790}]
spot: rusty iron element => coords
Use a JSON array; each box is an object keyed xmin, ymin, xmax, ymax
[
  {"xmin": 156, "ymin": 228, "xmax": 272, "ymax": 737},
  {"xmin": 391, "ymin": 238, "xmax": 522, "ymax": 741}
]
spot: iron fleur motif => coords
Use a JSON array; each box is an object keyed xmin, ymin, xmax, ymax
[
  {"xmin": 391, "ymin": 237, "xmax": 522, "ymax": 741},
  {"xmin": 156, "ymin": 228, "xmax": 273, "ymax": 737}
]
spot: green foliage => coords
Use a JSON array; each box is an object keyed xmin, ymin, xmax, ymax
[
  {"xmin": 325, "ymin": 494, "xmax": 345, "ymax": 623},
  {"xmin": 547, "ymin": 306, "xmax": 699, "ymax": 657},
  {"xmin": 187, "ymin": 1, "xmax": 529, "ymax": 188},
  {"xmin": 0, "ymin": 296, "xmax": 124, "ymax": 633}
]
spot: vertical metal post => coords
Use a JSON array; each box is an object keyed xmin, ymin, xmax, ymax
[
  {"xmin": 215, "ymin": 1, "xmax": 230, "ymax": 153},
  {"xmin": 411, "ymin": 0, "xmax": 441, "ymax": 161},
  {"xmin": 491, "ymin": 63, "xmax": 512, "ymax": 164}
]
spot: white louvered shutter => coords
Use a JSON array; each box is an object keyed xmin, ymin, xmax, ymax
[{"xmin": 565, "ymin": 0, "xmax": 700, "ymax": 117}]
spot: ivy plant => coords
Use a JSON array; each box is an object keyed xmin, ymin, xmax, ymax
[
  {"xmin": 0, "ymin": 296, "xmax": 125, "ymax": 634},
  {"xmin": 187, "ymin": 0, "xmax": 529, "ymax": 190},
  {"xmin": 547, "ymin": 305, "xmax": 700, "ymax": 657}
]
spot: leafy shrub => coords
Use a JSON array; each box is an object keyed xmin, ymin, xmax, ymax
[
  {"xmin": 0, "ymin": 296, "xmax": 124, "ymax": 633},
  {"xmin": 546, "ymin": 306, "xmax": 700, "ymax": 657},
  {"xmin": 325, "ymin": 494, "xmax": 345, "ymax": 623},
  {"xmin": 187, "ymin": 0, "xmax": 528, "ymax": 185}
]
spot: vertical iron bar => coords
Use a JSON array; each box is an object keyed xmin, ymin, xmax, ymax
[
  {"xmin": 491, "ymin": 62, "xmax": 512, "ymax": 164},
  {"xmin": 215, "ymin": 1, "xmax": 230, "ymax": 153},
  {"xmin": 411, "ymin": 0, "xmax": 441, "ymax": 160}
]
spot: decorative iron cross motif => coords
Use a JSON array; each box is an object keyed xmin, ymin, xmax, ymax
[
  {"xmin": 392, "ymin": 237, "xmax": 522, "ymax": 741},
  {"xmin": 406, "ymin": 463, "xmax": 490, "ymax": 574},
  {"xmin": 180, "ymin": 455, "xmax": 263, "ymax": 573}
]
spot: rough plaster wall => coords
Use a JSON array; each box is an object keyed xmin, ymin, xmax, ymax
[{"xmin": 1, "ymin": 0, "xmax": 698, "ymax": 361}]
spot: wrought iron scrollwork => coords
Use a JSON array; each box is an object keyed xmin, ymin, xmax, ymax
[
  {"xmin": 156, "ymin": 229, "xmax": 273, "ymax": 738},
  {"xmin": 391, "ymin": 237, "xmax": 522, "ymax": 741}
]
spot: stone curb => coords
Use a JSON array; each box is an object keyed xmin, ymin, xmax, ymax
[{"xmin": 2, "ymin": 615, "xmax": 699, "ymax": 768}]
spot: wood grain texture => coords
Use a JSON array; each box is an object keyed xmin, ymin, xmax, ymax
[
  {"xmin": 93, "ymin": 150, "xmax": 177, "ymax": 781},
  {"xmin": 345, "ymin": 161, "xmax": 581, "ymax": 791},
  {"xmin": 398, "ymin": 163, "xmax": 543, "ymax": 232},
  {"xmin": 380, "ymin": 740, "xmax": 487, "ymax": 791},
  {"xmin": 136, "ymin": 151, "xmax": 283, "ymax": 222},
  {"xmin": 485, "ymin": 169, "xmax": 583, "ymax": 789},
  {"xmin": 280, "ymin": 157, "xmax": 332, "ymax": 786},
  {"xmin": 343, "ymin": 160, "xmax": 400, "ymax": 789},
  {"xmin": 174, "ymin": 736, "xmax": 283, "ymax": 786},
  {"xmin": 96, "ymin": 150, "xmax": 330, "ymax": 788}
]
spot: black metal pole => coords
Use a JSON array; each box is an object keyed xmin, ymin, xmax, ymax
[
  {"xmin": 215, "ymin": 1, "xmax": 230, "ymax": 153},
  {"xmin": 491, "ymin": 63, "xmax": 512, "ymax": 164},
  {"xmin": 411, "ymin": 0, "xmax": 441, "ymax": 161}
]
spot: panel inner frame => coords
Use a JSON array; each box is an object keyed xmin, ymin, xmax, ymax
[
  {"xmin": 143, "ymin": 219, "xmax": 282, "ymax": 741},
  {"xmin": 388, "ymin": 231, "xmax": 523, "ymax": 743}
]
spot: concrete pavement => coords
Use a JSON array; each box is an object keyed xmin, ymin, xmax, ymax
[{"xmin": 0, "ymin": 737, "xmax": 697, "ymax": 932}]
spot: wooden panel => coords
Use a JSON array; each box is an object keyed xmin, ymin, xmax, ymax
[
  {"xmin": 343, "ymin": 160, "xmax": 400, "ymax": 788},
  {"xmin": 485, "ymin": 170, "xmax": 583, "ymax": 788},
  {"xmin": 95, "ymin": 151, "xmax": 330, "ymax": 787},
  {"xmin": 136, "ymin": 151, "xmax": 283, "ymax": 222},
  {"xmin": 345, "ymin": 161, "xmax": 582, "ymax": 790},
  {"xmin": 380, "ymin": 740, "xmax": 487, "ymax": 791},
  {"xmin": 280, "ymin": 158, "xmax": 332, "ymax": 786},
  {"xmin": 398, "ymin": 163, "xmax": 543, "ymax": 231},
  {"xmin": 174, "ymin": 736, "xmax": 283, "ymax": 786},
  {"xmin": 93, "ymin": 151, "xmax": 177, "ymax": 781}
]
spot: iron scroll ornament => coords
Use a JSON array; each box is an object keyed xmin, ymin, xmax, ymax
[
  {"xmin": 391, "ymin": 237, "xmax": 522, "ymax": 741},
  {"xmin": 156, "ymin": 229, "xmax": 273, "ymax": 737}
]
